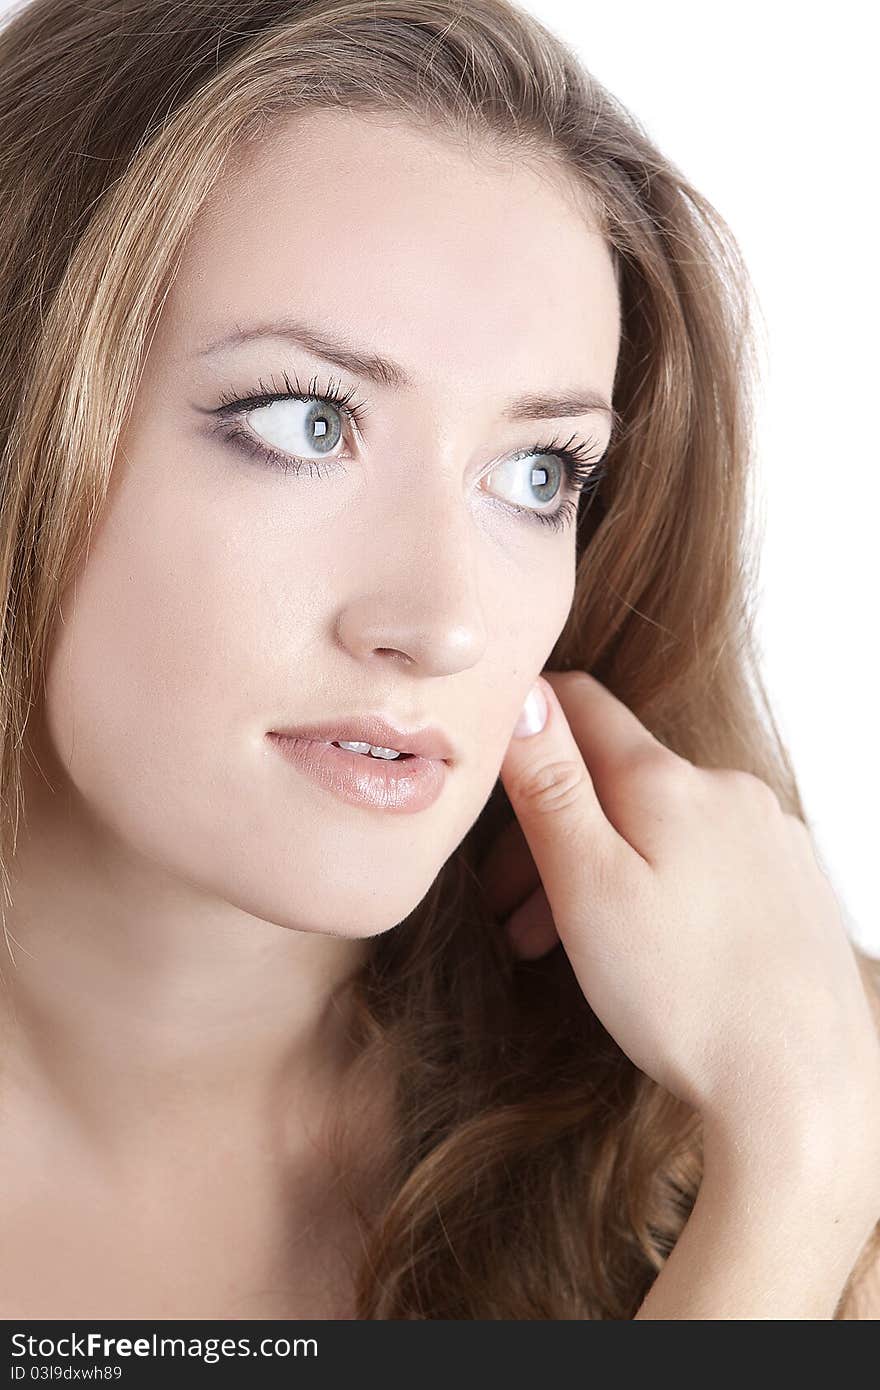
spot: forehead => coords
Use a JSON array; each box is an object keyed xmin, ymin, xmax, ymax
[{"xmin": 163, "ymin": 108, "xmax": 621, "ymax": 397}]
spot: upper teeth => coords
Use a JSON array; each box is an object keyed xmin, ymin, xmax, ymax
[{"xmin": 335, "ymin": 740, "xmax": 404, "ymax": 759}]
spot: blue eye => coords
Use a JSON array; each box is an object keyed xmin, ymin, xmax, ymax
[
  {"xmin": 482, "ymin": 448, "xmax": 601, "ymax": 532},
  {"xmin": 209, "ymin": 370, "xmax": 609, "ymax": 531},
  {"xmin": 211, "ymin": 370, "xmax": 365, "ymax": 480}
]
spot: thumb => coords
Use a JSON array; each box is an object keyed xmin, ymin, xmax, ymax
[{"xmin": 498, "ymin": 675, "xmax": 620, "ymax": 932}]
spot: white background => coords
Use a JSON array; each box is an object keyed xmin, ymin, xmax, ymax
[
  {"xmin": 529, "ymin": 0, "xmax": 878, "ymax": 956},
  {"xmin": 2, "ymin": 0, "xmax": 876, "ymax": 954}
]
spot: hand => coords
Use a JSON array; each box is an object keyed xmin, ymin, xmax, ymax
[{"xmin": 478, "ymin": 670, "xmax": 880, "ymax": 1167}]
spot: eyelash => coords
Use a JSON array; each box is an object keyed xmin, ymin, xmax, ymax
[{"xmin": 209, "ymin": 369, "xmax": 609, "ymax": 533}]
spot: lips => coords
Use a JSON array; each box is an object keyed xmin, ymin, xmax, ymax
[
  {"xmin": 267, "ymin": 732, "xmax": 450, "ymax": 813},
  {"xmin": 268, "ymin": 714, "xmax": 455, "ymax": 762}
]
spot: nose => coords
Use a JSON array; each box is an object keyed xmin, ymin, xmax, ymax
[{"xmin": 333, "ymin": 472, "xmax": 488, "ymax": 677}]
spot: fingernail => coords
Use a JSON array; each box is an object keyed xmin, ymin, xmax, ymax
[{"xmin": 513, "ymin": 680, "xmax": 548, "ymax": 737}]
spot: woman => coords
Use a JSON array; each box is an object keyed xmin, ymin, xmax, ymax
[{"xmin": 0, "ymin": 0, "xmax": 877, "ymax": 1320}]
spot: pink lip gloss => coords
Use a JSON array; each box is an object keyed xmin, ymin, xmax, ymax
[{"xmin": 266, "ymin": 734, "xmax": 450, "ymax": 813}]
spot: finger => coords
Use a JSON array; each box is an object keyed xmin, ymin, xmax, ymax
[
  {"xmin": 541, "ymin": 670, "xmax": 694, "ymax": 860},
  {"xmin": 541, "ymin": 670, "xmax": 675, "ymax": 789},
  {"xmin": 505, "ymin": 884, "xmax": 560, "ymax": 960},
  {"xmin": 498, "ymin": 674, "xmax": 642, "ymax": 936},
  {"xmin": 482, "ymin": 671, "xmax": 667, "ymax": 921}
]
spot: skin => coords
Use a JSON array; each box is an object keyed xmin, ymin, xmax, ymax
[
  {"xmin": 6, "ymin": 105, "xmax": 873, "ymax": 1321},
  {"xmin": 0, "ymin": 109, "xmax": 620, "ymax": 1318},
  {"xmin": 485, "ymin": 672, "xmax": 880, "ymax": 1315}
]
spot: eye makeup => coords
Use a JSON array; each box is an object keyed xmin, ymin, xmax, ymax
[{"xmin": 207, "ymin": 369, "xmax": 609, "ymax": 532}]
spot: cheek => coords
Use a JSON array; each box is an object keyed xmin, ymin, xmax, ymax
[
  {"xmin": 481, "ymin": 553, "xmax": 575, "ymax": 738},
  {"xmin": 508, "ymin": 542, "xmax": 577, "ymax": 658},
  {"xmin": 40, "ymin": 484, "xmax": 279, "ymax": 857}
]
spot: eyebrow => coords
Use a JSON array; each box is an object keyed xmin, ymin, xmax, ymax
[{"xmin": 196, "ymin": 317, "xmax": 620, "ymax": 426}]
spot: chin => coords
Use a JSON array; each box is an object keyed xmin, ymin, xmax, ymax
[{"xmin": 214, "ymin": 871, "xmax": 427, "ymax": 940}]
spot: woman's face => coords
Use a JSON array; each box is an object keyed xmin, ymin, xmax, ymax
[{"xmin": 40, "ymin": 109, "xmax": 621, "ymax": 938}]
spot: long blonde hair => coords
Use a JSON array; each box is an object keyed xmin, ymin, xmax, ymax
[{"xmin": 1, "ymin": 0, "xmax": 877, "ymax": 1317}]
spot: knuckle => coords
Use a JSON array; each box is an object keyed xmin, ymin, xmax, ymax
[
  {"xmin": 783, "ymin": 811, "xmax": 813, "ymax": 842},
  {"xmin": 783, "ymin": 814, "xmax": 831, "ymax": 876},
  {"xmin": 621, "ymin": 746, "xmax": 697, "ymax": 801},
  {"xmin": 721, "ymin": 768, "xmax": 782, "ymax": 813},
  {"xmin": 511, "ymin": 757, "xmax": 589, "ymax": 817}
]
